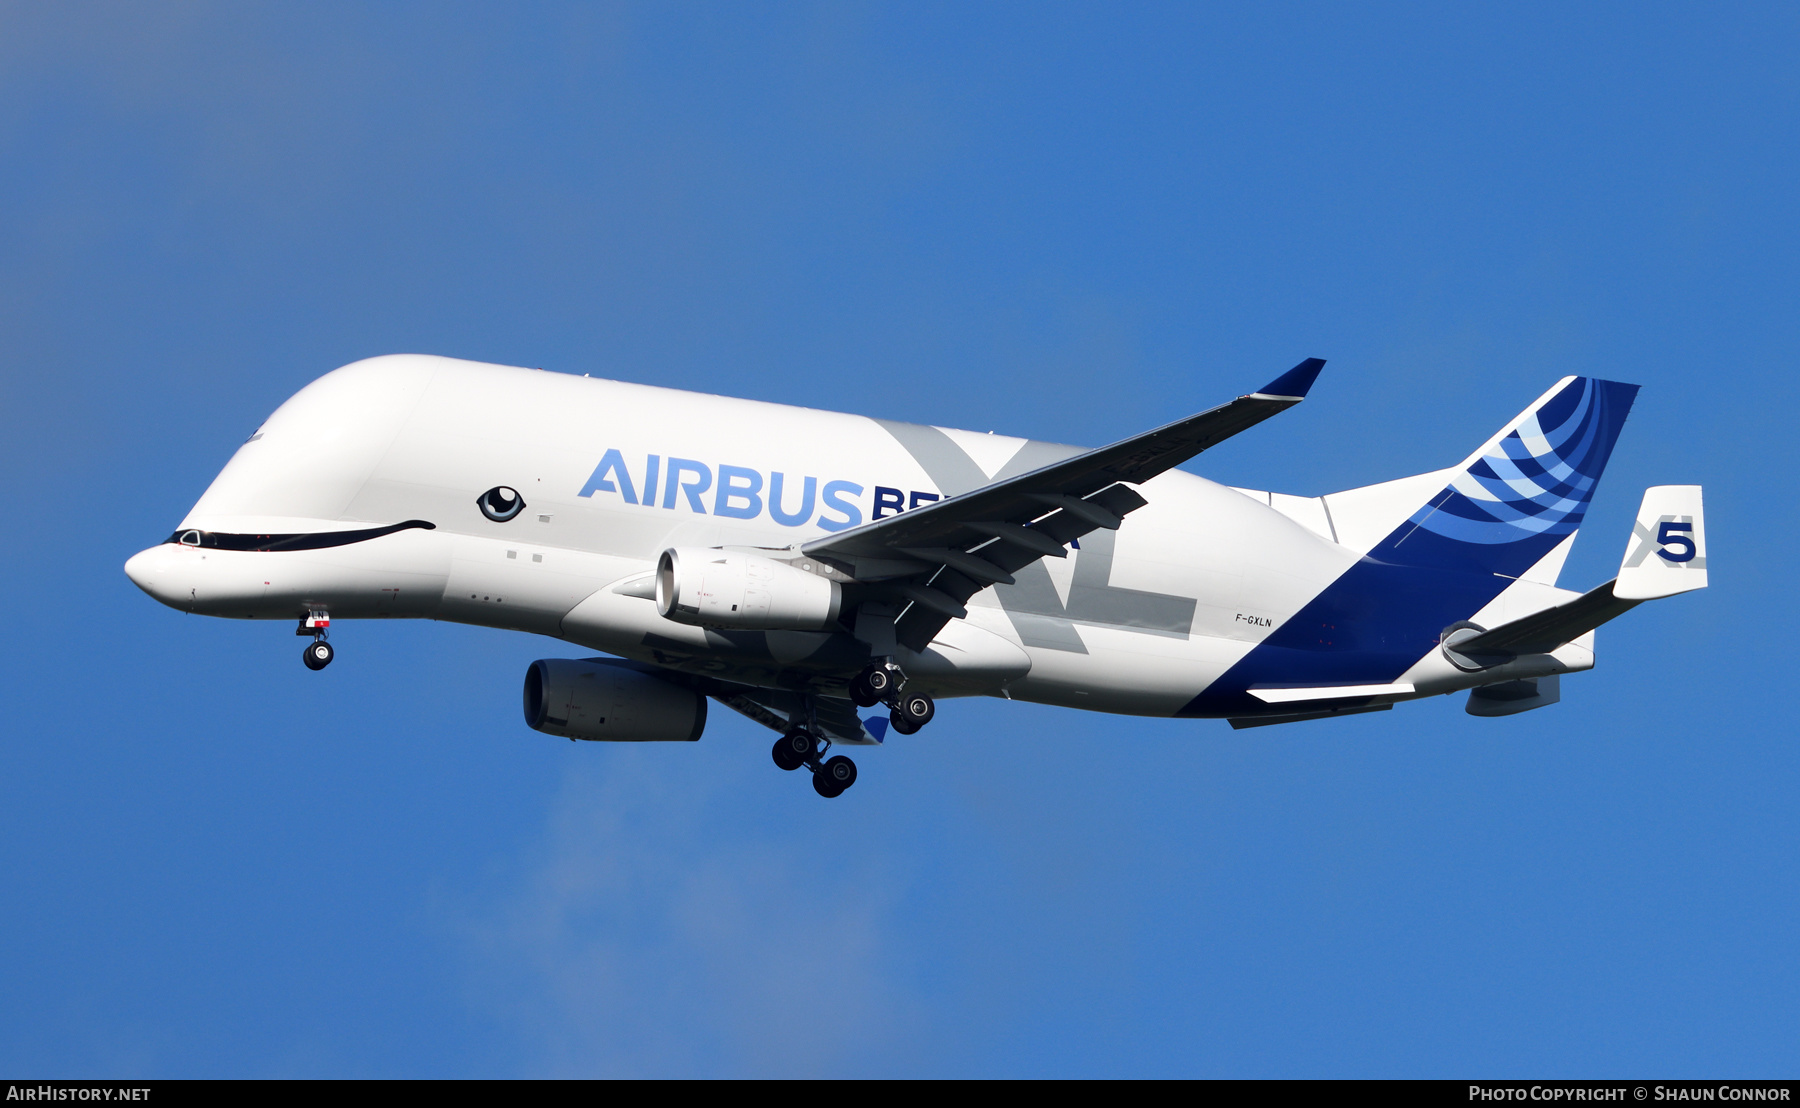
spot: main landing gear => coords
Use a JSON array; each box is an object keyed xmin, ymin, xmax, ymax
[
  {"xmin": 763, "ymin": 658, "xmax": 933, "ymax": 800},
  {"xmin": 849, "ymin": 660, "xmax": 935, "ymax": 736},
  {"xmin": 298, "ymin": 609, "xmax": 334, "ymax": 671},
  {"xmin": 770, "ymin": 729, "xmax": 858, "ymax": 798}
]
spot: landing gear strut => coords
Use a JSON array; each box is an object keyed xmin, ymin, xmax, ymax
[{"xmin": 298, "ymin": 609, "xmax": 333, "ymax": 670}]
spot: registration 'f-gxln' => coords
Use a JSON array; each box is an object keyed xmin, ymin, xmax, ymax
[{"xmin": 126, "ymin": 355, "xmax": 1707, "ymax": 797}]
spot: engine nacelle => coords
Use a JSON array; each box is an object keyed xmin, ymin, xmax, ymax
[
  {"xmin": 655, "ymin": 547, "xmax": 842, "ymax": 631},
  {"xmin": 522, "ymin": 658, "xmax": 707, "ymax": 742}
]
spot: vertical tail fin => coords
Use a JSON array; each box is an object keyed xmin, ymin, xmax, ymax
[{"xmin": 1368, "ymin": 376, "xmax": 1639, "ymax": 578}]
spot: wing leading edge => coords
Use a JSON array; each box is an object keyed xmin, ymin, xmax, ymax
[{"xmin": 803, "ymin": 358, "xmax": 1326, "ymax": 652}]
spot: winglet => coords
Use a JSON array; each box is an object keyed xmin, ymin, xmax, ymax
[
  {"xmin": 1615, "ymin": 485, "xmax": 1707, "ymax": 601},
  {"xmin": 1252, "ymin": 357, "xmax": 1326, "ymax": 401}
]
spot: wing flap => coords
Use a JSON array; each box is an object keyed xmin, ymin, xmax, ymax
[
  {"xmin": 890, "ymin": 483, "xmax": 1149, "ymax": 650},
  {"xmin": 711, "ymin": 688, "xmax": 885, "ymax": 746}
]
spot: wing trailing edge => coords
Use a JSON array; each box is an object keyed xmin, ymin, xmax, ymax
[{"xmin": 805, "ymin": 359, "xmax": 1326, "ymax": 652}]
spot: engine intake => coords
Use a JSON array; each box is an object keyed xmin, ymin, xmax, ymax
[
  {"xmin": 522, "ymin": 658, "xmax": 707, "ymax": 742},
  {"xmin": 655, "ymin": 548, "xmax": 841, "ymax": 631}
]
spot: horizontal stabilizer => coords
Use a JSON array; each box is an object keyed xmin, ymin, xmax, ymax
[
  {"xmin": 1451, "ymin": 580, "xmax": 1639, "ymax": 658},
  {"xmin": 1447, "ymin": 484, "xmax": 1708, "ymax": 662}
]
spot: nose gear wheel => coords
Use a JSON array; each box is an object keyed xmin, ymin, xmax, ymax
[
  {"xmin": 298, "ymin": 609, "xmax": 333, "ymax": 670},
  {"xmin": 302, "ymin": 640, "xmax": 334, "ymax": 670}
]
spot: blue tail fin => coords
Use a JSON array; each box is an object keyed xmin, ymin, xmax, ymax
[
  {"xmin": 1179, "ymin": 375, "xmax": 1642, "ymax": 716},
  {"xmin": 1373, "ymin": 376, "xmax": 1639, "ymax": 578}
]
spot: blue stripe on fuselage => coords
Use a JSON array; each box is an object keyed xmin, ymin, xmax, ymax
[
  {"xmin": 1176, "ymin": 557, "xmax": 1513, "ymax": 716},
  {"xmin": 1178, "ymin": 377, "xmax": 1638, "ymax": 718}
]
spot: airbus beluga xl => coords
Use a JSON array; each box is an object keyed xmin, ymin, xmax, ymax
[{"xmin": 125, "ymin": 355, "xmax": 1707, "ymax": 797}]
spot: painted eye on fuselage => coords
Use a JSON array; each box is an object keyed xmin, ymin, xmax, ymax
[{"xmin": 478, "ymin": 486, "xmax": 526, "ymax": 522}]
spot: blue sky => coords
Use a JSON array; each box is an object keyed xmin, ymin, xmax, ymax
[{"xmin": 2, "ymin": 2, "xmax": 1794, "ymax": 1077}]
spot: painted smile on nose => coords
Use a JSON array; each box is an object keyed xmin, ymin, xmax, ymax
[
  {"xmin": 163, "ymin": 519, "xmax": 436, "ymax": 552},
  {"xmin": 123, "ymin": 520, "xmax": 438, "ymax": 611}
]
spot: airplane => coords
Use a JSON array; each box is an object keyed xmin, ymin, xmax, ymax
[{"xmin": 124, "ymin": 354, "xmax": 1707, "ymax": 798}]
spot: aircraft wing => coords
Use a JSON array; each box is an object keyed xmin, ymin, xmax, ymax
[{"xmin": 803, "ymin": 358, "xmax": 1326, "ymax": 652}]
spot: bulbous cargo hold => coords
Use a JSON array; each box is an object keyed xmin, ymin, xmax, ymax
[
  {"xmin": 522, "ymin": 658, "xmax": 707, "ymax": 742},
  {"xmin": 655, "ymin": 547, "xmax": 842, "ymax": 631}
]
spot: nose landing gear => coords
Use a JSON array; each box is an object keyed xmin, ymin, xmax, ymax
[{"xmin": 297, "ymin": 609, "xmax": 333, "ymax": 670}]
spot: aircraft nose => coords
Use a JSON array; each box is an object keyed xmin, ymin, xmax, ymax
[
  {"xmin": 124, "ymin": 547, "xmax": 153, "ymax": 589},
  {"xmin": 124, "ymin": 544, "xmax": 189, "ymax": 609}
]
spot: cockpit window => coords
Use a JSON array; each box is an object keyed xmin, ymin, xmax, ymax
[
  {"xmin": 163, "ymin": 520, "xmax": 435, "ymax": 552},
  {"xmin": 478, "ymin": 486, "xmax": 526, "ymax": 522}
]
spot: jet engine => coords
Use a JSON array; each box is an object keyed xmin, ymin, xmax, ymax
[
  {"xmin": 522, "ymin": 658, "xmax": 707, "ymax": 741},
  {"xmin": 655, "ymin": 547, "xmax": 841, "ymax": 631}
]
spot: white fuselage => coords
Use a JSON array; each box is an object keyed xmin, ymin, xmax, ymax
[{"xmin": 125, "ymin": 355, "xmax": 1590, "ymax": 716}]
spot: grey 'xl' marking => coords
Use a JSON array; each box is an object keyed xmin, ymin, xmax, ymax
[
  {"xmin": 1007, "ymin": 529, "xmax": 1197, "ymax": 648},
  {"xmin": 872, "ymin": 418, "xmax": 1198, "ymax": 653},
  {"xmin": 868, "ymin": 419, "xmax": 1000, "ymax": 496},
  {"xmin": 869, "ymin": 418, "xmax": 1091, "ymax": 494},
  {"xmin": 1622, "ymin": 514, "xmax": 1707, "ymax": 570}
]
